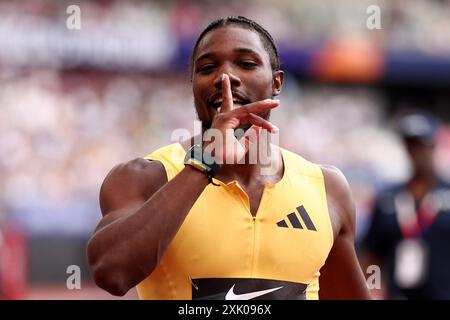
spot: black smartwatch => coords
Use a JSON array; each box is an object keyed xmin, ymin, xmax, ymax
[{"xmin": 184, "ymin": 145, "xmax": 220, "ymax": 186}]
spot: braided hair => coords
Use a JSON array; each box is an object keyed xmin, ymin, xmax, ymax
[{"xmin": 190, "ymin": 16, "xmax": 280, "ymax": 74}]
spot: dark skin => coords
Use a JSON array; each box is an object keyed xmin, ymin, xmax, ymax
[
  {"xmin": 405, "ymin": 138, "xmax": 436, "ymax": 202},
  {"xmin": 87, "ymin": 25, "xmax": 371, "ymax": 299}
]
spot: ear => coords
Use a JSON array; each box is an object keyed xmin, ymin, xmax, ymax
[{"xmin": 272, "ymin": 70, "xmax": 284, "ymax": 97}]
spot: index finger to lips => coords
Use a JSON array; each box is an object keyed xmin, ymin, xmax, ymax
[{"xmin": 221, "ymin": 74, "xmax": 233, "ymax": 113}]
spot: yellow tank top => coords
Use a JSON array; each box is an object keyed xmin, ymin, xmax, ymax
[{"xmin": 136, "ymin": 143, "xmax": 334, "ymax": 300}]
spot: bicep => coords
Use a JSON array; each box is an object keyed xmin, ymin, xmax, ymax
[
  {"xmin": 319, "ymin": 165, "xmax": 371, "ymax": 299},
  {"xmin": 95, "ymin": 159, "xmax": 167, "ymax": 232},
  {"xmin": 319, "ymin": 232, "xmax": 371, "ymax": 299}
]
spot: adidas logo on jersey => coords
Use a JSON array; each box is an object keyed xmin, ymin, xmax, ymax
[{"xmin": 276, "ymin": 205, "xmax": 317, "ymax": 231}]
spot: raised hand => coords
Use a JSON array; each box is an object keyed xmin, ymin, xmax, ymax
[{"xmin": 203, "ymin": 74, "xmax": 279, "ymax": 165}]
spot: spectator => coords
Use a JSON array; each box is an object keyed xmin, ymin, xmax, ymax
[{"xmin": 363, "ymin": 111, "xmax": 450, "ymax": 299}]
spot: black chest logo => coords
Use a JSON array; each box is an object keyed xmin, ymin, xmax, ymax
[{"xmin": 276, "ymin": 205, "xmax": 317, "ymax": 231}]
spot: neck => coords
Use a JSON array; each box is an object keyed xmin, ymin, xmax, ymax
[
  {"xmin": 411, "ymin": 169, "xmax": 436, "ymax": 185},
  {"xmin": 220, "ymin": 143, "xmax": 283, "ymax": 184},
  {"xmin": 409, "ymin": 171, "xmax": 436, "ymax": 200}
]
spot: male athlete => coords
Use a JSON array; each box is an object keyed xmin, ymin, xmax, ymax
[{"xmin": 87, "ymin": 16, "xmax": 371, "ymax": 300}]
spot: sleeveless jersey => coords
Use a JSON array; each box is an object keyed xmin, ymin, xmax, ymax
[{"xmin": 136, "ymin": 143, "xmax": 334, "ymax": 300}]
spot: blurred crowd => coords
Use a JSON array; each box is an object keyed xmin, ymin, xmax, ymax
[
  {"xmin": 0, "ymin": 70, "xmax": 193, "ymax": 235},
  {"xmin": 2, "ymin": 69, "xmax": 449, "ymax": 239},
  {"xmin": 171, "ymin": 0, "xmax": 450, "ymax": 54},
  {"xmin": 1, "ymin": 0, "xmax": 450, "ymax": 71}
]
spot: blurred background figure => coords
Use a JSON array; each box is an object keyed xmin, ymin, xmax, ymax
[
  {"xmin": 362, "ymin": 112, "xmax": 450, "ymax": 299},
  {"xmin": 0, "ymin": 0, "xmax": 449, "ymax": 299}
]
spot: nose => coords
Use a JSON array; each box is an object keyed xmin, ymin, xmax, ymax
[{"xmin": 213, "ymin": 67, "xmax": 241, "ymax": 90}]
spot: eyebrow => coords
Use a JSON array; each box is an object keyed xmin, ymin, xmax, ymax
[
  {"xmin": 195, "ymin": 52, "xmax": 216, "ymax": 64},
  {"xmin": 233, "ymin": 47, "xmax": 261, "ymax": 58},
  {"xmin": 194, "ymin": 47, "xmax": 263, "ymax": 64}
]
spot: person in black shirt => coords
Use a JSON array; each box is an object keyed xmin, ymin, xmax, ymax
[{"xmin": 364, "ymin": 111, "xmax": 450, "ymax": 299}]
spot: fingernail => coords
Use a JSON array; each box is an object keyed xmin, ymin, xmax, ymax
[
  {"xmin": 264, "ymin": 99, "xmax": 272, "ymax": 103},
  {"xmin": 221, "ymin": 74, "xmax": 226, "ymax": 81},
  {"xmin": 272, "ymin": 125, "xmax": 279, "ymax": 132}
]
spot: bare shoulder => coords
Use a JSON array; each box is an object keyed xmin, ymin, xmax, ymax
[
  {"xmin": 319, "ymin": 164, "xmax": 356, "ymax": 239},
  {"xmin": 319, "ymin": 165, "xmax": 353, "ymax": 205},
  {"xmin": 99, "ymin": 158, "xmax": 167, "ymax": 216},
  {"xmin": 318, "ymin": 165, "xmax": 371, "ymax": 299},
  {"xmin": 103, "ymin": 158, "xmax": 166, "ymax": 187}
]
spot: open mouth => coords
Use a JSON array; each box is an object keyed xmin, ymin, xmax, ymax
[{"xmin": 208, "ymin": 95, "xmax": 250, "ymax": 110}]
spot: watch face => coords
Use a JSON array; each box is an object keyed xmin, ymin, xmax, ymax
[
  {"xmin": 193, "ymin": 145, "xmax": 204, "ymax": 161},
  {"xmin": 184, "ymin": 145, "xmax": 201, "ymax": 164},
  {"xmin": 184, "ymin": 145, "xmax": 217, "ymax": 169},
  {"xmin": 202, "ymin": 149, "xmax": 217, "ymax": 167}
]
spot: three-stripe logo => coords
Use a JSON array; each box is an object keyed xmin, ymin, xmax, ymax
[{"xmin": 276, "ymin": 205, "xmax": 317, "ymax": 231}]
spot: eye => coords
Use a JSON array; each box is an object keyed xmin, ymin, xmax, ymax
[
  {"xmin": 198, "ymin": 64, "xmax": 216, "ymax": 74},
  {"xmin": 239, "ymin": 61, "xmax": 257, "ymax": 69}
]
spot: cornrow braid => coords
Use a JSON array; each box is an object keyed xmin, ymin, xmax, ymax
[{"xmin": 190, "ymin": 16, "xmax": 280, "ymax": 75}]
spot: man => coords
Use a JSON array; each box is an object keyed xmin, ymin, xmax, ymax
[
  {"xmin": 363, "ymin": 111, "xmax": 450, "ymax": 299},
  {"xmin": 87, "ymin": 16, "xmax": 370, "ymax": 300}
]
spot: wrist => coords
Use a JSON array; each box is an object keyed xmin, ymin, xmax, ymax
[
  {"xmin": 184, "ymin": 145, "xmax": 220, "ymax": 186},
  {"xmin": 183, "ymin": 163, "xmax": 211, "ymax": 183}
]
